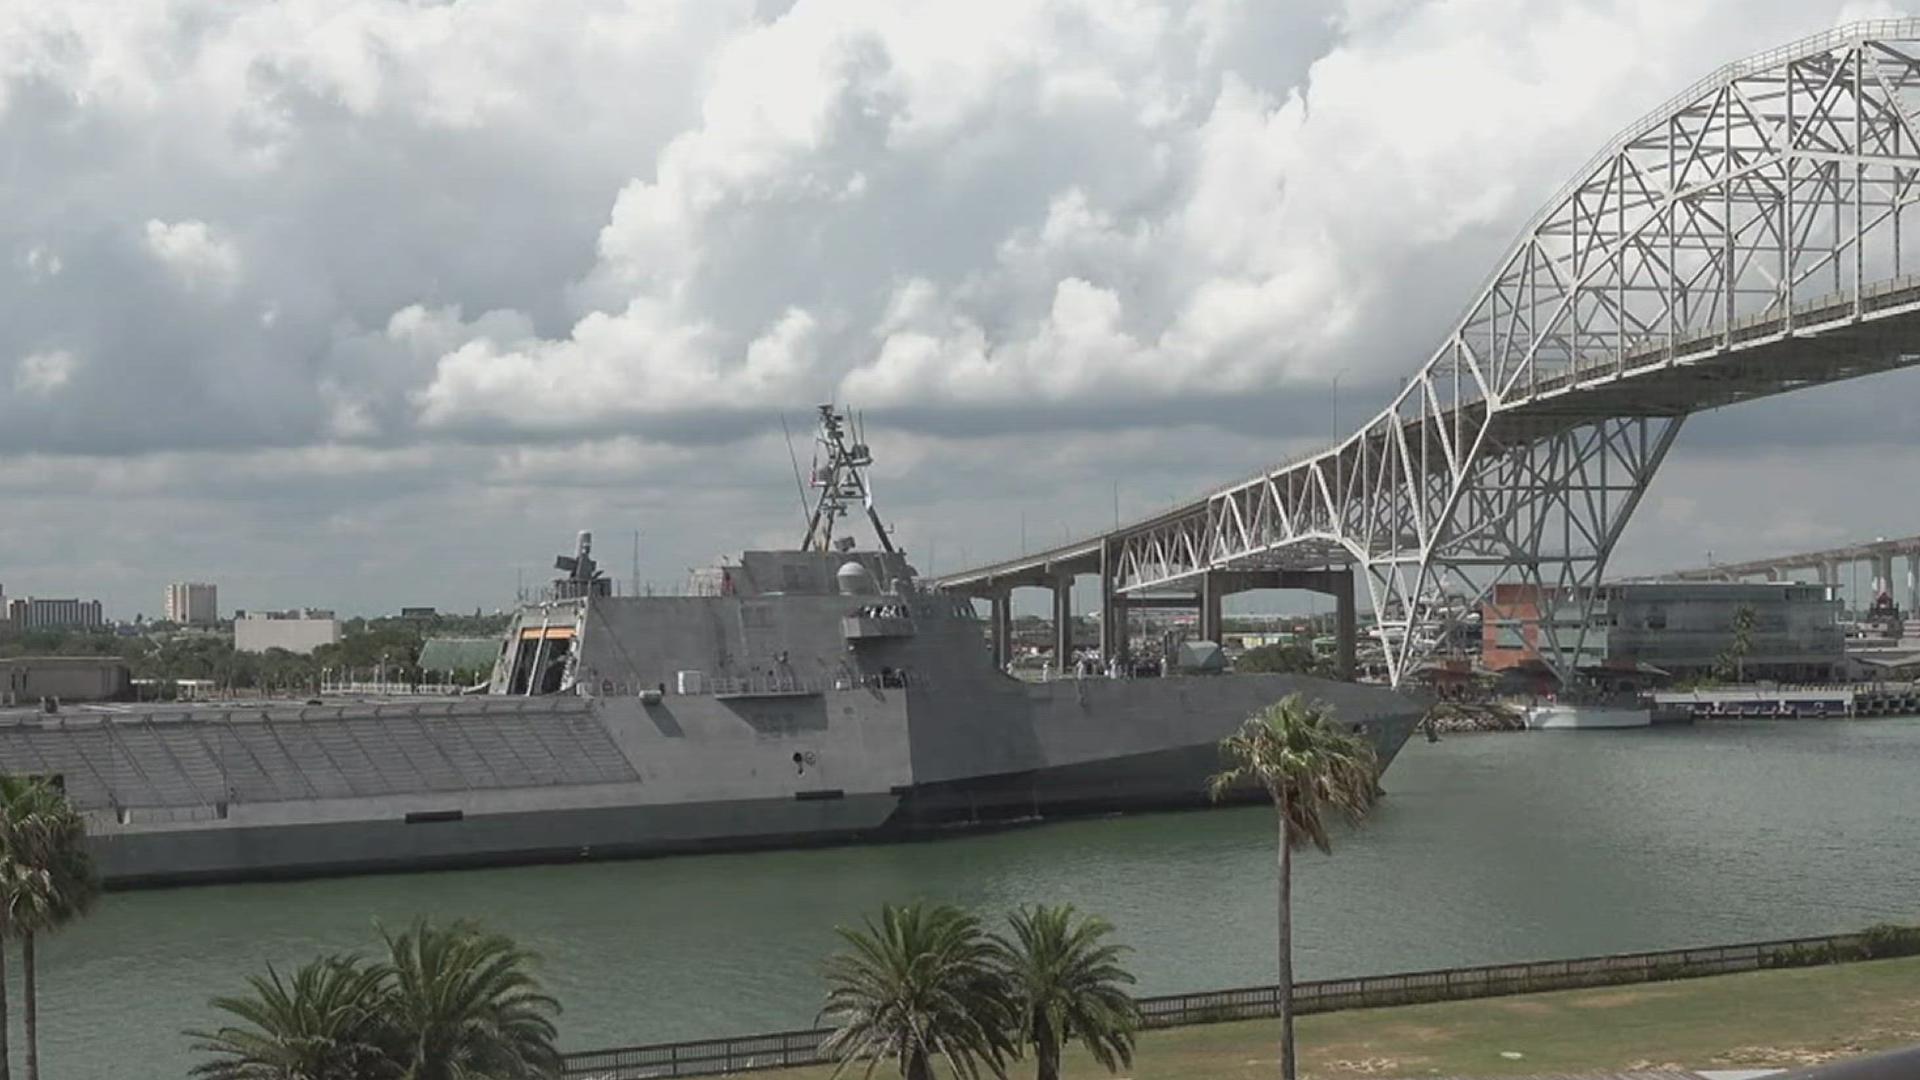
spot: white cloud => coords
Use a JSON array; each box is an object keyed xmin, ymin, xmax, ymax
[
  {"xmin": 22, "ymin": 245, "xmax": 61, "ymax": 279},
  {"xmin": 14, "ymin": 350, "xmax": 78, "ymax": 396},
  {"xmin": 142, "ymin": 218, "xmax": 240, "ymax": 293},
  {"xmin": 413, "ymin": 0, "xmax": 1861, "ymax": 429}
]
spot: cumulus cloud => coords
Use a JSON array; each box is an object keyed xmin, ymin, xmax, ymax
[
  {"xmin": 143, "ymin": 218, "xmax": 241, "ymax": 293},
  {"xmin": 0, "ymin": 0, "xmax": 1913, "ymax": 614},
  {"xmin": 21, "ymin": 245, "xmax": 61, "ymax": 279},
  {"xmin": 14, "ymin": 350, "xmax": 77, "ymax": 396}
]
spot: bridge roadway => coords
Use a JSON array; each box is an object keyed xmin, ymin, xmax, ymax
[
  {"xmin": 1649, "ymin": 532, "xmax": 1920, "ymax": 613},
  {"xmin": 936, "ymin": 20, "xmax": 1920, "ymax": 685}
]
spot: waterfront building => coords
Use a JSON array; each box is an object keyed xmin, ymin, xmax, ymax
[
  {"xmin": 163, "ymin": 582, "xmax": 218, "ymax": 626},
  {"xmin": 6, "ymin": 597, "xmax": 106, "ymax": 632},
  {"xmin": 1483, "ymin": 581, "xmax": 1843, "ymax": 683},
  {"xmin": 0, "ymin": 656, "xmax": 130, "ymax": 705},
  {"xmin": 232, "ymin": 608, "xmax": 341, "ymax": 655}
]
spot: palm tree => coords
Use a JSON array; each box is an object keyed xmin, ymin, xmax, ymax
[
  {"xmin": 820, "ymin": 901, "xmax": 1014, "ymax": 1080},
  {"xmin": 1716, "ymin": 604, "xmax": 1758, "ymax": 683},
  {"xmin": 0, "ymin": 776, "xmax": 99, "ymax": 1080},
  {"xmin": 1208, "ymin": 694, "xmax": 1381, "ymax": 1080},
  {"xmin": 186, "ymin": 955, "xmax": 395, "ymax": 1080},
  {"xmin": 993, "ymin": 904, "xmax": 1139, "ymax": 1080},
  {"xmin": 378, "ymin": 918, "xmax": 563, "ymax": 1080}
]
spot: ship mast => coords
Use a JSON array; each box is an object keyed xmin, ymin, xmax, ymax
[{"xmin": 801, "ymin": 404, "xmax": 896, "ymax": 554}]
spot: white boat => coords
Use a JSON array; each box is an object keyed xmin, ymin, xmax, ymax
[{"xmin": 1524, "ymin": 703, "xmax": 1650, "ymax": 730}]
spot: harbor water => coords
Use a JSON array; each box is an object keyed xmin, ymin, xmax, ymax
[{"xmin": 43, "ymin": 718, "xmax": 1920, "ymax": 1077}]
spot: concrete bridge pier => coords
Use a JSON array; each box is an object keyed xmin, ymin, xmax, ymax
[
  {"xmin": 1199, "ymin": 571, "xmax": 1224, "ymax": 644},
  {"xmin": 1205, "ymin": 567, "xmax": 1357, "ymax": 681},
  {"xmin": 1907, "ymin": 552, "xmax": 1919, "ymax": 618},
  {"xmin": 989, "ymin": 587, "xmax": 1013, "ymax": 671},
  {"xmin": 1875, "ymin": 552, "xmax": 1896, "ymax": 601},
  {"xmin": 1098, "ymin": 542, "xmax": 1126, "ymax": 667},
  {"xmin": 1051, "ymin": 574, "xmax": 1074, "ymax": 670},
  {"xmin": 1335, "ymin": 572, "xmax": 1356, "ymax": 681}
]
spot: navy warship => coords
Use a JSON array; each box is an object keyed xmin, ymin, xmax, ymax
[{"xmin": 0, "ymin": 409, "xmax": 1423, "ymax": 886}]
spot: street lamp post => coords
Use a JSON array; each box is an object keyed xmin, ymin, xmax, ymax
[{"xmin": 1331, "ymin": 372, "xmax": 1342, "ymax": 443}]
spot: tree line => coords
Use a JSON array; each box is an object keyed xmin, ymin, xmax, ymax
[{"xmin": 1, "ymin": 613, "xmax": 511, "ymax": 695}]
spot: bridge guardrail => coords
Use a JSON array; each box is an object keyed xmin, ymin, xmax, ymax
[{"xmin": 561, "ymin": 928, "xmax": 1896, "ymax": 1078}]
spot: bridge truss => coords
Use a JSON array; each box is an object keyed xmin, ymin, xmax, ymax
[{"xmin": 1111, "ymin": 20, "xmax": 1920, "ymax": 685}]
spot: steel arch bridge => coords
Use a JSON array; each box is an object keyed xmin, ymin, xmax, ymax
[{"xmin": 940, "ymin": 20, "xmax": 1920, "ymax": 687}]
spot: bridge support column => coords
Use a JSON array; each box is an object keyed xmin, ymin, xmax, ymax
[
  {"xmin": 1052, "ymin": 575, "xmax": 1074, "ymax": 673},
  {"xmin": 1248, "ymin": 567, "xmax": 1356, "ymax": 681},
  {"xmin": 1876, "ymin": 552, "xmax": 1896, "ymax": 602},
  {"xmin": 990, "ymin": 587, "xmax": 1012, "ymax": 672},
  {"xmin": 1098, "ymin": 542, "xmax": 1124, "ymax": 666},
  {"xmin": 1333, "ymin": 570, "xmax": 1356, "ymax": 682},
  {"xmin": 1199, "ymin": 572, "xmax": 1224, "ymax": 644},
  {"xmin": 1907, "ymin": 552, "xmax": 1919, "ymax": 620}
]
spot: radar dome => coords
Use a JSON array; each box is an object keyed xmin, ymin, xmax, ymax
[{"xmin": 836, "ymin": 560, "xmax": 879, "ymax": 596}]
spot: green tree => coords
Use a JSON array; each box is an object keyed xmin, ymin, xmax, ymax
[
  {"xmin": 0, "ymin": 777, "xmax": 99, "ymax": 1080},
  {"xmin": 1235, "ymin": 644, "xmax": 1334, "ymax": 679},
  {"xmin": 1715, "ymin": 604, "xmax": 1759, "ymax": 683},
  {"xmin": 820, "ymin": 901, "xmax": 1014, "ymax": 1080},
  {"xmin": 379, "ymin": 919, "xmax": 563, "ymax": 1080},
  {"xmin": 1208, "ymin": 695, "xmax": 1381, "ymax": 1080},
  {"xmin": 993, "ymin": 905, "xmax": 1139, "ymax": 1080},
  {"xmin": 187, "ymin": 956, "xmax": 395, "ymax": 1080}
]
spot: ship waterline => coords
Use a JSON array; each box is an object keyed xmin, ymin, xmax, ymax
[{"xmin": 58, "ymin": 657, "xmax": 1418, "ymax": 885}]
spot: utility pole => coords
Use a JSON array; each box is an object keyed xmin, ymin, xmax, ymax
[
  {"xmin": 632, "ymin": 530, "xmax": 641, "ymax": 599},
  {"xmin": 1331, "ymin": 372, "xmax": 1341, "ymax": 442}
]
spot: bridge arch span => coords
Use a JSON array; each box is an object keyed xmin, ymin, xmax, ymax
[{"xmin": 949, "ymin": 21, "xmax": 1920, "ymax": 686}]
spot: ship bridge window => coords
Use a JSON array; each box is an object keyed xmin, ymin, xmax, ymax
[{"xmin": 507, "ymin": 630, "xmax": 575, "ymax": 695}]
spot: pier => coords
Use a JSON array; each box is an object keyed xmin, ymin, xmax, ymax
[{"xmin": 1652, "ymin": 684, "xmax": 1920, "ymax": 721}]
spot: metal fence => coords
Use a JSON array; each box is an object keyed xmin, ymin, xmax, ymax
[{"xmin": 561, "ymin": 930, "xmax": 1878, "ymax": 1078}]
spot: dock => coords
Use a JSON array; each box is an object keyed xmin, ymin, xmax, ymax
[{"xmin": 1652, "ymin": 684, "xmax": 1920, "ymax": 721}]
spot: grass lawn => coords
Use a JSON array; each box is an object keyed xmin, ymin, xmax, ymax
[{"xmin": 751, "ymin": 955, "xmax": 1920, "ymax": 1078}]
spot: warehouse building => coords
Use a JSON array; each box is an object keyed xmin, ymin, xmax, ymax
[{"xmin": 0, "ymin": 657, "xmax": 131, "ymax": 705}]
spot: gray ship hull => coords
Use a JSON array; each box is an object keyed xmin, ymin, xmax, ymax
[
  {"xmin": 68, "ymin": 673, "xmax": 1418, "ymax": 887},
  {"xmin": 3, "ymin": 548, "xmax": 1423, "ymax": 887}
]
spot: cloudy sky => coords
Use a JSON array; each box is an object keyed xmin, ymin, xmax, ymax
[{"xmin": 4, "ymin": 0, "xmax": 1918, "ymax": 620}]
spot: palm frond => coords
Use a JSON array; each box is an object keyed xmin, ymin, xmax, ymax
[
  {"xmin": 993, "ymin": 904, "xmax": 1140, "ymax": 1077},
  {"xmin": 1206, "ymin": 693, "xmax": 1382, "ymax": 853},
  {"xmin": 821, "ymin": 901, "xmax": 1014, "ymax": 1080}
]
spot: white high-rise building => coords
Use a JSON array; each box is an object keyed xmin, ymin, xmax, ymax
[{"xmin": 164, "ymin": 582, "xmax": 218, "ymax": 626}]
